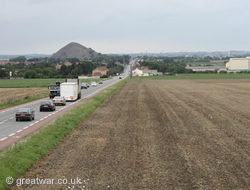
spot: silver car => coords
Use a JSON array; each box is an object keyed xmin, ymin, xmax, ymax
[
  {"xmin": 52, "ymin": 96, "xmax": 66, "ymax": 106},
  {"xmin": 91, "ymin": 82, "xmax": 97, "ymax": 87}
]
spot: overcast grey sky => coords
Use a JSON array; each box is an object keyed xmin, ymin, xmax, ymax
[{"xmin": 1, "ymin": 0, "xmax": 250, "ymax": 54}]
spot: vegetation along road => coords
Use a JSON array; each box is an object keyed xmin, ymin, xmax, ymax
[{"xmin": 10, "ymin": 79, "xmax": 249, "ymax": 189}]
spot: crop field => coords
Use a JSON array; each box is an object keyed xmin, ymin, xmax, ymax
[
  {"xmin": 10, "ymin": 79, "xmax": 250, "ymax": 189},
  {"xmin": 0, "ymin": 88, "xmax": 48, "ymax": 105}
]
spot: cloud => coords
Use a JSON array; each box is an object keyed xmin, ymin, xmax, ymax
[{"xmin": 1, "ymin": 0, "xmax": 250, "ymax": 54}]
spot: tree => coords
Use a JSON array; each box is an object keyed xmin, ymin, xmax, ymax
[
  {"xmin": 60, "ymin": 65, "xmax": 69, "ymax": 75},
  {"xmin": 0, "ymin": 69, "xmax": 8, "ymax": 77},
  {"xmin": 24, "ymin": 70, "xmax": 37, "ymax": 78},
  {"xmin": 9, "ymin": 56, "xmax": 26, "ymax": 63}
]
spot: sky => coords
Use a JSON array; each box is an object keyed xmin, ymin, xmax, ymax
[{"xmin": 1, "ymin": 0, "xmax": 250, "ymax": 54}]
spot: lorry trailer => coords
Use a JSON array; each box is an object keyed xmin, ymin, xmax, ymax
[
  {"xmin": 65, "ymin": 78, "xmax": 81, "ymax": 99},
  {"xmin": 60, "ymin": 82, "xmax": 78, "ymax": 101}
]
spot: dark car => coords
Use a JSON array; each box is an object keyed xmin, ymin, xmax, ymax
[
  {"xmin": 119, "ymin": 76, "xmax": 122, "ymax": 79},
  {"xmin": 40, "ymin": 100, "xmax": 56, "ymax": 111},
  {"xmin": 81, "ymin": 83, "xmax": 88, "ymax": 89},
  {"xmin": 98, "ymin": 81, "xmax": 103, "ymax": 84},
  {"xmin": 16, "ymin": 108, "xmax": 35, "ymax": 121}
]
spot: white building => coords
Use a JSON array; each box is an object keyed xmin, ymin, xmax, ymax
[
  {"xmin": 186, "ymin": 65, "xmax": 227, "ymax": 72},
  {"xmin": 132, "ymin": 67, "xmax": 162, "ymax": 76},
  {"xmin": 226, "ymin": 57, "xmax": 250, "ymax": 72},
  {"xmin": 132, "ymin": 68, "xmax": 144, "ymax": 76}
]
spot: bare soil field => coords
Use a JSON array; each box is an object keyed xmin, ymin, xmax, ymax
[
  {"xmin": 11, "ymin": 79, "xmax": 249, "ymax": 189},
  {"xmin": 0, "ymin": 88, "xmax": 48, "ymax": 104}
]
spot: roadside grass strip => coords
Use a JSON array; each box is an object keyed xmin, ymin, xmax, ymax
[{"xmin": 0, "ymin": 78, "xmax": 129, "ymax": 190}]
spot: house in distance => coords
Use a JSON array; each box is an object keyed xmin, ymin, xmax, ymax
[{"xmin": 92, "ymin": 66, "xmax": 109, "ymax": 77}]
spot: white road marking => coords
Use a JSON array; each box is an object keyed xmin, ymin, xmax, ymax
[
  {"xmin": 9, "ymin": 133, "xmax": 15, "ymax": 137},
  {"xmin": 17, "ymin": 129, "xmax": 23, "ymax": 133},
  {"xmin": 0, "ymin": 137, "xmax": 8, "ymax": 141}
]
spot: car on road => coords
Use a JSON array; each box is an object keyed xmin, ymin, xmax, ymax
[
  {"xmin": 81, "ymin": 83, "xmax": 88, "ymax": 89},
  {"xmin": 91, "ymin": 82, "xmax": 97, "ymax": 87},
  {"xmin": 40, "ymin": 100, "xmax": 56, "ymax": 111},
  {"xmin": 119, "ymin": 76, "xmax": 122, "ymax": 79},
  {"xmin": 52, "ymin": 96, "xmax": 66, "ymax": 106},
  {"xmin": 98, "ymin": 81, "xmax": 103, "ymax": 84},
  {"xmin": 16, "ymin": 108, "xmax": 35, "ymax": 121}
]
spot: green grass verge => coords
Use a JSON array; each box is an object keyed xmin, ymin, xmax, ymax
[
  {"xmin": 0, "ymin": 78, "xmax": 103, "ymax": 88},
  {"xmin": 0, "ymin": 78, "xmax": 129, "ymax": 190},
  {"xmin": 0, "ymin": 94, "xmax": 49, "ymax": 110},
  {"xmin": 132, "ymin": 73, "xmax": 250, "ymax": 80}
]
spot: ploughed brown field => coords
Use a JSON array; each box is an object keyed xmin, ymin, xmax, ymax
[
  {"xmin": 0, "ymin": 88, "xmax": 48, "ymax": 104},
  {"xmin": 11, "ymin": 79, "xmax": 250, "ymax": 189}
]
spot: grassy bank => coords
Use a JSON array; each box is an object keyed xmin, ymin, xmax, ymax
[
  {"xmin": 132, "ymin": 73, "xmax": 250, "ymax": 80},
  {"xmin": 0, "ymin": 93, "xmax": 48, "ymax": 110},
  {"xmin": 0, "ymin": 78, "xmax": 129, "ymax": 190}
]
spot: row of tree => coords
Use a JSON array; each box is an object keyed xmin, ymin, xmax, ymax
[
  {"xmin": 0, "ymin": 55, "xmax": 129, "ymax": 78},
  {"xmin": 139, "ymin": 57, "xmax": 193, "ymax": 74}
]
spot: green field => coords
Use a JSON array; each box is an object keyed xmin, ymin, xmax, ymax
[
  {"xmin": 0, "ymin": 78, "xmax": 101, "ymax": 88},
  {"xmin": 132, "ymin": 73, "xmax": 250, "ymax": 80}
]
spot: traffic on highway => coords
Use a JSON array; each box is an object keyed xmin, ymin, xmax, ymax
[{"xmin": 0, "ymin": 66, "xmax": 129, "ymax": 150}]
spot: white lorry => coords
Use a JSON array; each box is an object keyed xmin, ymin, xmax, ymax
[
  {"xmin": 65, "ymin": 78, "xmax": 81, "ymax": 99},
  {"xmin": 60, "ymin": 82, "xmax": 78, "ymax": 101}
]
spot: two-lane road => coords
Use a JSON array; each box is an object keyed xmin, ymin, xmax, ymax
[{"xmin": 0, "ymin": 74, "xmax": 128, "ymax": 149}]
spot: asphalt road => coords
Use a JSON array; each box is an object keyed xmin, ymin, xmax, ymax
[{"xmin": 0, "ymin": 73, "xmax": 128, "ymax": 145}]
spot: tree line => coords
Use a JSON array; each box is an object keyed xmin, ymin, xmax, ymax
[
  {"xmin": 0, "ymin": 55, "xmax": 130, "ymax": 78},
  {"xmin": 139, "ymin": 57, "xmax": 193, "ymax": 74}
]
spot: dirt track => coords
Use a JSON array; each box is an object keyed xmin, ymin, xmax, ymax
[{"xmin": 11, "ymin": 79, "xmax": 250, "ymax": 189}]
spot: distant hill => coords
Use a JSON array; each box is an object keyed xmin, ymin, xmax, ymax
[
  {"xmin": 0, "ymin": 54, "xmax": 50, "ymax": 59},
  {"xmin": 50, "ymin": 42, "xmax": 101, "ymax": 60}
]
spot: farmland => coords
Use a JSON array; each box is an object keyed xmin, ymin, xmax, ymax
[
  {"xmin": 10, "ymin": 79, "xmax": 250, "ymax": 189},
  {"xmin": 0, "ymin": 88, "xmax": 48, "ymax": 109}
]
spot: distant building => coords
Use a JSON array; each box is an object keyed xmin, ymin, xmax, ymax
[
  {"xmin": 186, "ymin": 65, "xmax": 227, "ymax": 72},
  {"xmin": 56, "ymin": 62, "xmax": 73, "ymax": 70},
  {"xmin": 92, "ymin": 66, "xmax": 109, "ymax": 76},
  {"xmin": 132, "ymin": 68, "xmax": 144, "ymax": 76},
  {"xmin": 114, "ymin": 61, "xmax": 124, "ymax": 67},
  {"xmin": 226, "ymin": 57, "xmax": 250, "ymax": 72},
  {"xmin": 64, "ymin": 62, "xmax": 72, "ymax": 66},
  {"xmin": 132, "ymin": 66, "xmax": 162, "ymax": 76},
  {"xmin": 56, "ymin": 64, "xmax": 62, "ymax": 70}
]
